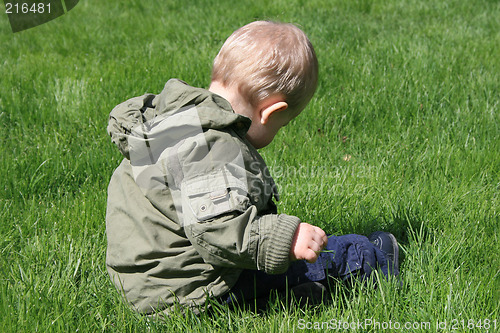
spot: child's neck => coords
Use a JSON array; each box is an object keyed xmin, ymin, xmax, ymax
[{"xmin": 208, "ymin": 81, "xmax": 254, "ymax": 120}]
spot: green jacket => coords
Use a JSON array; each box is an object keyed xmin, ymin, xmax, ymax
[{"xmin": 106, "ymin": 79, "xmax": 300, "ymax": 314}]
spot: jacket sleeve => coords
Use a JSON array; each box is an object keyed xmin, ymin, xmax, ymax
[
  {"xmin": 184, "ymin": 203, "xmax": 300, "ymax": 275},
  {"xmin": 176, "ymin": 131, "xmax": 301, "ymax": 274}
]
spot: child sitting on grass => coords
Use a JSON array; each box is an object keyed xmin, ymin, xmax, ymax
[{"xmin": 106, "ymin": 20, "xmax": 399, "ymax": 315}]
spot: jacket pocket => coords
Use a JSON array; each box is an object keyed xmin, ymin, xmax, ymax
[{"xmin": 181, "ymin": 167, "xmax": 249, "ymax": 225}]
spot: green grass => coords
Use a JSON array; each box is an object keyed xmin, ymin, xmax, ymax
[{"xmin": 1, "ymin": 0, "xmax": 498, "ymax": 331}]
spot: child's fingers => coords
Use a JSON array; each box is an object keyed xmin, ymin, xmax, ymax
[
  {"xmin": 321, "ymin": 231, "xmax": 328, "ymax": 246},
  {"xmin": 311, "ymin": 226, "xmax": 328, "ymax": 250},
  {"xmin": 289, "ymin": 223, "xmax": 328, "ymax": 262},
  {"xmin": 308, "ymin": 238, "xmax": 323, "ymax": 253},
  {"xmin": 304, "ymin": 249, "xmax": 319, "ymax": 263}
]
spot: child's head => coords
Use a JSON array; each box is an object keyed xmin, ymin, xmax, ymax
[{"xmin": 211, "ymin": 21, "xmax": 318, "ymax": 117}]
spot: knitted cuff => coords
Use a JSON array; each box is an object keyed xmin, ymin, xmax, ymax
[{"xmin": 259, "ymin": 214, "xmax": 301, "ymax": 274}]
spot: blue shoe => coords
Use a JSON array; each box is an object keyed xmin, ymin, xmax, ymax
[{"xmin": 368, "ymin": 231, "xmax": 400, "ymax": 274}]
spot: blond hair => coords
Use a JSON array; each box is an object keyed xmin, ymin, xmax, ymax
[{"xmin": 211, "ymin": 21, "xmax": 318, "ymax": 114}]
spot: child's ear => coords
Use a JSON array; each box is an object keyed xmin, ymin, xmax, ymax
[{"xmin": 260, "ymin": 100, "xmax": 288, "ymax": 125}]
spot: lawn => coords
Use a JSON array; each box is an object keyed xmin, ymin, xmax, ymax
[{"xmin": 0, "ymin": 0, "xmax": 498, "ymax": 331}]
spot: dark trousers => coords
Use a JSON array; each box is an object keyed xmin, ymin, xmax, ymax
[{"xmin": 219, "ymin": 234, "xmax": 396, "ymax": 305}]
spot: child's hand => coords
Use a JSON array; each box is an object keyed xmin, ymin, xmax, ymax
[{"xmin": 289, "ymin": 223, "xmax": 328, "ymax": 263}]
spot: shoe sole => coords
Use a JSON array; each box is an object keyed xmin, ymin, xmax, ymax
[
  {"xmin": 370, "ymin": 231, "xmax": 400, "ymax": 272},
  {"xmin": 386, "ymin": 232, "xmax": 399, "ymax": 272}
]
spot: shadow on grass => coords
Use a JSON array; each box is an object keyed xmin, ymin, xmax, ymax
[{"xmin": 201, "ymin": 272, "xmax": 403, "ymax": 318}]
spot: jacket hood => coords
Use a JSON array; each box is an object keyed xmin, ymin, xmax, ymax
[{"xmin": 107, "ymin": 79, "xmax": 252, "ymax": 159}]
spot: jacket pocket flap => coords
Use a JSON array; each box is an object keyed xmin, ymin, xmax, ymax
[{"xmin": 181, "ymin": 168, "xmax": 249, "ymax": 223}]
